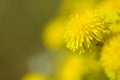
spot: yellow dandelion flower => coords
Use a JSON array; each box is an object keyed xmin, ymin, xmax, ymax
[
  {"xmin": 59, "ymin": 0, "xmax": 98, "ymax": 16},
  {"xmin": 98, "ymin": 0, "xmax": 120, "ymax": 33},
  {"xmin": 21, "ymin": 73, "xmax": 47, "ymax": 80},
  {"xmin": 100, "ymin": 34, "xmax": 120, "ymax": 80},
  {"xmin": 42, "ymin": 18, "xmax": 64, "ymax": 50},
  {"xmin": 64, "ymin": 9, "xmax": 111, "ymax": 54},
  {"xmin": 99, "ymin": 0, "xmax": 120, "ymax": 21},
  {"xmin": 58, "ymin": 54, "xmax": 101, "ymax": 80}
]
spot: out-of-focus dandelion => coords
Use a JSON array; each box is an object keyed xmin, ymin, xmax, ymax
[
  {"xmin": 42, "ymin": 18, "xmax": 64, "ymax": 50},
  {"xmin": 100, "ymin": 34, "xmax": 120, "ymax": 80},
  {"xmin": 99, "ymin": 0, "xmax": 120, "ymax": 21},
  {"xmin": 21, "ymin": 73, "xmax": 47, "ymax": 80},
  {"xmin": 58, "ymin": 54, "xmax": 101, "ymax": 80},
  {"xmin": 98, "ymin": 0, "xmax": 120, "ymax": 34},
  {"xmin": 64, "ymin": 9, "xmax": 111, "ymax": 54},
  {"xmin": 59, "ymin": 0, "xmax": 99, "ymax": 16}
]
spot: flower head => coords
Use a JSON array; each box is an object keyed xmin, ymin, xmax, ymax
[
  {"xmin": 98, "ymin": 0, "xmax": 120, "ymax": 34},
  {"xmin": 64, "ymin": 9, "xmax": 111, "ymax": 54},
  {"xmin": 100, "ymin": 34, "xmax": 120, "ymax": 80},
  {"xmin": 99, "ymin": 0, "xmax": 120, "ymax": 21},
  {"xmin": 60, "ymin": 0, "xmax": 98, "ymax": 16},
  {"xmin": 42, "ymin": 18, "xmax": 64, "ymax": 50}
]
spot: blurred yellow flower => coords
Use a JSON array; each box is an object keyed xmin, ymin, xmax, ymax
[
  {"xmin": 99, "ymin": 0, "xmax": 120, "ymax": 21},
  {"xmin": 100, "ymin": 34, "xmax": 120, "ymax": 80},
  {"xmin": 59, "ymin": 0, "xmax": 99, "ymax": 16},
  {"xmin": 58, "ymin": 54, "xmax": 100, "ymax": 80},
  {"xmin": 42, "ymin": 18, "xmax": 64, "ymax": 50},
  {"xmin": 98, "ymin": 0, "xmax": 120, "ymax": 34},
  {"xmin": 64, "ymin": 9, "xmax": 111, "ymax": 54},
  {"xmin": 21, "ymin": 73, "xmax": 47, "ymax": 80}
]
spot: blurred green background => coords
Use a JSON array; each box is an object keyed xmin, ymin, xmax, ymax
[{"xmin": 0, "ymin": 0, "xmax": 61, "ymax": 80}]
